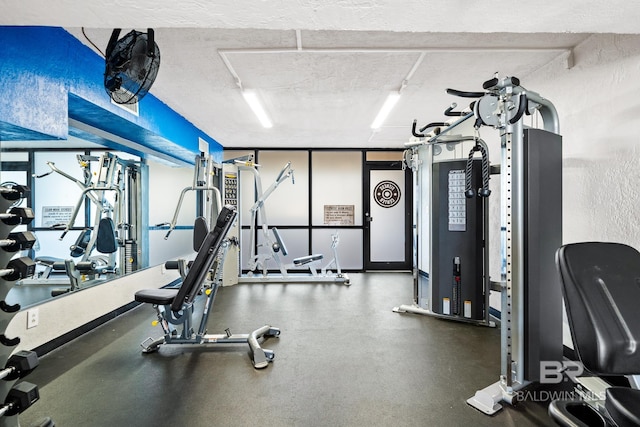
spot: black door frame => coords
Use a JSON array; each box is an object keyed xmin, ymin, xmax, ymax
[{"xmin": 363, "ymin": 160, "xmax": 412, "ymax": 270}]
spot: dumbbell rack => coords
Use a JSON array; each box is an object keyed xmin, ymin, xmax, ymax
[{"xmin": 0, "ymin": 185, "xmax": 51, "ymax": 427}]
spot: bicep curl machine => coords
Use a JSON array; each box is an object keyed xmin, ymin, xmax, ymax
[{"xmin": 134, "ymin": 205, "xmax": 280, "ymax": 369}]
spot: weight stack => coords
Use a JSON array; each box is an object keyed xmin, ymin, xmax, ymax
[{"xmin": 431, "ymin": 159, "xmax": 486, "ymax": 321}]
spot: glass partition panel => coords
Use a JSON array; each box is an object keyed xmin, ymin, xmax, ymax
[
  {"xmin": 312, "ymin": 228, "xmax": 363, "ymax": 270},
  {"xmin": 240, "ymin": 228, "xmax": 310, "ymax": 272},
  {"xmin": 257, "ymin": 151, "xmax": 309, "ymax": 226},
  {"xmin": 311, "ymin": 151, "xmax": 362, "ymax": 226},
  {"xmin": 258, "ymin": 228, "xmax": 310, "ymax": 270},
  {"xmin": 366, "ymin": 151, "xmax": 403, "ymax": 161}
]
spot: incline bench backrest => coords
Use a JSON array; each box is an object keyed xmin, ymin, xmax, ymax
[
  {"xmin": 557, "ymin": 242, "xmax": 640, "ymax": 375},
  {"xmin": 170, "ymin": 205, "xmax": 237, "ymax": 312}
]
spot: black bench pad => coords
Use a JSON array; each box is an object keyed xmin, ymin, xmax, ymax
[
  {"xmin": 135, "ymin": 288, "xmax": 179, "ymax": 305},
  {"xmin": 606, "ymin": 387, "xmax": 640, "ymax": 427},
  {"xmin": 293, "ymin": 254, "xmax": 323, "ymax": 266}
]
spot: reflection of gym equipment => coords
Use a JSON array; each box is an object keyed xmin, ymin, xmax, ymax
[
  {"xmin": 549, "ymin": 242, "xmax": 640, "ymax": 427},
  {"xmin": 33, "ymin": 152, "xmax": 144, "ymax": 289},
  {"xmin": 233, "ymin": 159, "xmax": 349, "ymax": 285},
  {"xmin": 135, "ymin": 206, "xmax": 280, "ymax": 369},
  {"xmin": 396, "ymin": 75, "xmax": 563, "ymax": 414}
]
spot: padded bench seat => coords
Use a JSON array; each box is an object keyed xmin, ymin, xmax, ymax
[
  {"xmin": 293, "ymin": 254, "xmax": 323, "ymax": 266},
  {"xmin": 606, "ymin": 387, "xmax": 640, "ymax": 427},
  {"xmin": 135, "ymin": 288, "xmax": 179, "ymax": 305}
]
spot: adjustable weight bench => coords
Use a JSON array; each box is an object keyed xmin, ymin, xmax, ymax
[
  {"xmin": 134, "ymin": 205, "xmax": 280, "ymax": 369},
  {"xmin": 549, "ymin": 242, "xmax": 640, "ymax": 426}
]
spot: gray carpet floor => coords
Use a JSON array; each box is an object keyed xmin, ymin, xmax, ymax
[{"xmin": 20, "ymin": 272, "xmax": 555, "ymax": 426}]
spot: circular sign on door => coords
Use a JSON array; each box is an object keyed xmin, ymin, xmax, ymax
[{"xmin": 374, "ymin": 180, "xmax": 401, "ymax": 208}]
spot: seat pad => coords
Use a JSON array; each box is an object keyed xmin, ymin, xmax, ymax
[
  {"xmin": 35, "ymin": 256, "xmax": 63, "ymax": 265},
  {"xmin": 605, "ymin": 387, "xmax": 640, "ymax": 427},
  {"xmin": 293, "ymin": 254, "xmax": 323, "ymax": 266},
  {"xmin": 135, "ymin": 288, "xmax": 179, "ymax": 305}
]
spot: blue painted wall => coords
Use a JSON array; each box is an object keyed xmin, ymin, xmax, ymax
[{"xmin": 0, "ymin": 26, "xmax": 222, "ymax": 164}]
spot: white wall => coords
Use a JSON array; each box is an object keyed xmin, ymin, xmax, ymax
[
  {"xmin": 526, "ymin": 34, "xmax": 640, "ymax": 247},
  {"xmin": 7, "ymin": 265, "xmax": 180, "ymax": 352}
]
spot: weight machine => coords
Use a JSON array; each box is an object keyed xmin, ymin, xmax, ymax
[
  {"xmin": 135, "ymin": 206, "xmax": 280, "ymax": 369},
  {"xmin": 162, "ymin": 153, "xmax": 222, "ymax": 240},
  {"xmin": 396, "ymin": 75, "xmax": 563, "ymax": 415},
  {"xmin": 394, "ymin": 123, "xmax": 494, "ymax": 326},
  {"xmin": 225, "ymin": 156, "xmax": 349, "ymax": 285},
  {"xmin": 32, "ymin": 152, "xmax": 144, "ymax": 291}
]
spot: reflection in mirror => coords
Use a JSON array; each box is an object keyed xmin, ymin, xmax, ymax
[
  {"xmin": 1, "ymin": 136, "xmax": 207, "ymax": 309},
  {"xmin": 0, "ymin": 139, "xmax": 147, "ymax": 307}
]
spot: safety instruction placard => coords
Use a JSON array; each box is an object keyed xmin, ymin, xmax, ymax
[
  {"xmin": 41, "ymin": 206, "xmax": 74, "ymax": 227},
  {"xmin": 324, "ymin": 205, "xmax": 354, "ymax": 225}
]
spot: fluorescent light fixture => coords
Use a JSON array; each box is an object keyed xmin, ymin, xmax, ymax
[
  {"xmin": 371, "ymin": 92, "xmax": 401, "ymax": 129},
  {"xmin": 242, "ymin": 90, "xmax": 273, "ymax": 128}
]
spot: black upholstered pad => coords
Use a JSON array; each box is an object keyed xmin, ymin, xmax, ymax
[
  {"xmin": 293, "ymin": 254, "xmax": 323, "ymax": 266},
  {"xmin": 556, "ymin": 242, "xmax": 640, "ymax": 375},
  {"xmin": 134, "ymin": 288, "xmax": 179, "ymax": 305},
  {"xmin": 605, "ymin": 387, "xmax": 640, "ymax": 427}
]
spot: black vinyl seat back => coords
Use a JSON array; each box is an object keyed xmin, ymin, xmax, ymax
[
  {"xmin": 96, "ymin": 217, "xmax": 117, "ymax": 254},
  {"xmin": 170, "ymin": 205, "xmax": 236, "ymax": 313},
  {"xmin": 193, "ymin": 216, "xmax": 209, "ymax": 252},
  {"xmin": 556, "ymin": 242, "xmax": 640, "ymax": 375}
]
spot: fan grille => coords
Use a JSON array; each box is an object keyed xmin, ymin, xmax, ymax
[{"xmin": 104, "ymin": 30, "xmax": 160, "ymax": 105}]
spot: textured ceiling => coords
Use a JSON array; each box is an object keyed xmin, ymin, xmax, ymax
[{"xmin": 3, "ymin": 1, "xmax": 634, "ymax": 149}]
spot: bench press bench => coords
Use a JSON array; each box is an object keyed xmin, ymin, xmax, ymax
[{"xmin": 135, "ymin": 205, "xmax": 280, "ymax": 369}]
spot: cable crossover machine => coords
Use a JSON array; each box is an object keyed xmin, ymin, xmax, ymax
[{"xmin": 395, "ymin": 74, "xmax": 563, "ymax": 415}]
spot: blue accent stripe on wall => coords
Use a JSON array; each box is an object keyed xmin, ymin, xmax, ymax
[{"xmin": 0, "ymin": 26, "xmax": 222, "ymax": 164}]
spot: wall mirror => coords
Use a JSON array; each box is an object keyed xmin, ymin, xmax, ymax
[{"xmin": 0, "ymin": 134, "xmax": 198, "ymax": 309}]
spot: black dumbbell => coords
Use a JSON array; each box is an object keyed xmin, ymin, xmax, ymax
[
  {"xmin": 0, "ymin": 257, "xmax": 36, "ymax": 281},
  {"xmin": 0, "ymin": 350, "xmax": 39, "ymax": 381},
  {"xmin": 0, "ymin": 185, "xmax": 30, "ymax": 211},
  {"xmin": 0, "ymin": 381, "xmax": 39, "ymax": 417},
  {"xmin": 0, "ymin": 207, "xmax": 35, "ymax": 226},
  {"xmin": 0, "ymin": 231, "xmax": 36, "ymax": 253}
]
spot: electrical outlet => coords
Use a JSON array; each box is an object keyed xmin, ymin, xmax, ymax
[{"xmin": 26, "ymin": 308, "xmax": 39, "ymax": 329}]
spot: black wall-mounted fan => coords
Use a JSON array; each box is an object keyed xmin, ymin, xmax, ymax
[{"xmin": 104, "ymin": 28, "xmax": 160, "ymax": 105}]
